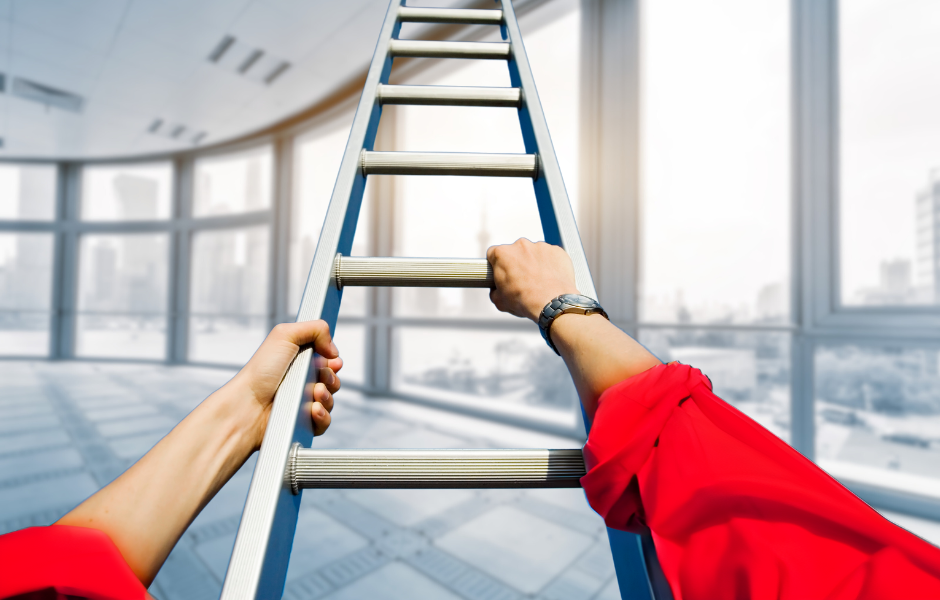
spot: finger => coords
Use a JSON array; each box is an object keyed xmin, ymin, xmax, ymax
[
  {"xmin": 326, "ymin": 356, "xmax": 343, "ymax": 374},
  {"xmin": 486, "ymin": 245, "xmax": 497, "ymax": 262},
  {"xmin": 313, "ymin": 382, "xmax": 334, "ymax": 412},
  {"xmin": 311, "ymin": 401, "xmax": 332, "ymax": 436},
  {"xmin": 271, "ymin": 320, "xmax": 338, "ymax": 359},
  {"xmin": 318, "ymin": 367, "xmax": 341, "ymax": 395}
]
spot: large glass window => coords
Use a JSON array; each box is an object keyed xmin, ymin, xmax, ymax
[
  {"xmin": 816, "ymin": 344, "xmax": 940, "ymax": 500},
  {"xmin": 639, "ymin": 0, "xmax": 790, "ymax": 325},
  {"xmin": 0, "ymin": 233, "xmax": 54, "ymax": 355},
  {"xmin": 81, "ymin": 164, "xmax": 173, "ymax": 221},
  {"xmin": 0, "ymin": 164, "xmax": 57, "ymax": 220},
  {"xmin": 189, "ymin": 226, "xmax": 270, "ymax": 364},
  {"xmin": 194, "ymin": 147, "xmax": 273, "ymax": 217},
  {"xmin": 76, "ymin": 234, "xmax": 169, "ymax": 359},
  {"xmin": 640, "ymin": 328, "xmax": 791, "ymax": 442},
  {"xmin": 839, "ymin": 1, "xmax": 940, "ymax": 306}
]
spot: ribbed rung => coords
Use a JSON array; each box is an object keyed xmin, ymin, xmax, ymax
[
  {"xmin": 333, "ymin": 255, "xmax": 492, "ymax": 289},
  {"xmin": 398, "ymin": 7, "xmax": 503, "ymax": 25},
  {"xmin": 377, "ymin": 84, "xmax": 521, "ymax": 107},
  {"xmin": 389, "ymin": 39, "xmax": 511, "ymax": 59},
  {"xmin": 361, "ymin": 151, "xmax": 537, "ymax": 178},
  {"xmin": 289, "ymin": 447, "xmax": 585, "ymax": 492}
]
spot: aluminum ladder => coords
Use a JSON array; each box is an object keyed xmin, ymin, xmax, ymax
[{"xmin": 220, "ymin": 2, "xmax": 665, "ymax": 598}]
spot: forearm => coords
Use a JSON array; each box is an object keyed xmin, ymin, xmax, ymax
[
  {"xmin": 56, "ymin": 388, "xmax": 261, "ymax": 586},
  {"xmin": 551, "ymin": 314, "xmax": 661, "ymax": 420}
]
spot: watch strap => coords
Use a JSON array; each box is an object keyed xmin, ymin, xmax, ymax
[{"xmin": 538, "ymin": 294, "xmax": 609, "ymax": 355}]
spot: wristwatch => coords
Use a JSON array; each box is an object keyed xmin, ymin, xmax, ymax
[{"xmin": 538, "ymin": 293, "xmax": 609, "ymax": 355}]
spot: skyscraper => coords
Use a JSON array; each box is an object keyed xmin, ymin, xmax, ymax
[{"xmin": 915, "ymin": 169, "xmax": 940, "ymax": 302}]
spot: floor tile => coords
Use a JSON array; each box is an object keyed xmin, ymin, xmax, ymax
[
  {"xmin": 84, "ymin": 404, "xmax": 161, "ymax": 422},
  {"xmin": 436, "ymin": 505, "xmax": 594, "ymax": 594},
  {"xmin": 345, "ymin": 489, "xmax": 476, "ymax": 527},
  {"xmin": 0, "ymin": 472, "xmax": 98, "ymax": 522},
  {"xmin": 287, "ymin": 507, "xmax": 370, "ymax": 581},
  {"xmin": 320, "ymin": 562, "xmax": 463, "ymax": 600},
  {"xmin": 95, "ymin": 415, "xmax": 178, "ymax": 438},
  {"xmin": 0, "ymin": 430, "xmax": 70, "ymax": 455},
  {"xmin": 0, "ymin": 447, "xmax": 84, "ymax": 482}
]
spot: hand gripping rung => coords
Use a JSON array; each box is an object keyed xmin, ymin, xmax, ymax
[
  {"xmin": 377, "ymin": 84, "xmax": 521, "ymax": 107},
  {"xmin": 288, "ymin": 446, "xmax": 585, "ymax": 492},
  {"xmin": 361, "ymin": 151, "xmax": 538, "ymax": 178},
  {"xmin": 388, "ymin": 39, "xmax": 511, "ymax": 59},
  {"xmin": 398, "ymin": 7, "xmax": 503, "ymax": 25},
  {"xmin": 333, "ymin": 255, "xmax": 493, "ymax": 289}
]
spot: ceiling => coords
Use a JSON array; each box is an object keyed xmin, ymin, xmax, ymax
[{"xmin": 0, "ymin": 0, "xmax": 409, "ymax": 159}]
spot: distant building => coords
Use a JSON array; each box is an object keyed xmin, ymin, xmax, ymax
[{"xmin": 916, "ymin": 169, "xmax": 940, "ymax": 302}]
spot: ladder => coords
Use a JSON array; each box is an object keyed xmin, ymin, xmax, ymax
[{"xmin": 220, "ymin": 2, "xmax": 664, "ymax": 598}]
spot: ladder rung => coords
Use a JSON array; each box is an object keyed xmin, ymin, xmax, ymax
[
  {"xmin": 289, "ymin": 447, "xmax": 585, "ymax": 492},
  {"xmin": 361, "ymin": 151, "xmax": 538, "ymax": 178},
  {"xmin": 388, "ymin": 39, "xmax": 511, "ymax": 59},
  {"xmin": 398, "ymin": 7, "xmax": 503, "ymax": 25},
  {"xmin": 334, "ymin": 255, "xmax": 493, "ymax": 289},
  {"xmin": 377, "ymin": 84, "xmax": 521, "ymax": 107}
]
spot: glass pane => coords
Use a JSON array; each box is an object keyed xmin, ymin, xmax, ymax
[
  {"xmin": 194, "ymin": 147, "xmax": 272, "ymax": 217},
  {"xmin": 333, "ymin": 322, "xmax": 365, "ymax": 385},
  {"xmin": 639, "ymin": 328, "xmax": 792, "ymax": 442},
  {"xmin": 815, "ymin": 345, "xmax": 940, "ymax": 498},
  {"xmin": 76, "ymin": 314, "xmax": 166, "ymax": 359},
  {"xmin": 393, "ymin": 326, "xmax": 578, "ymax": 414},
  {"xmin": 0, "ymin": 312, "xmax": 49, "ymax": 356},
  {"xmin": 0, "ymin": 233, "xmax": 54, "ymax": 311},
  {"xmin": 78, "ymin": 234, "xmax": 169, "ymax": 313},
  {"xmin": 840, "ymin": 1, "xmax": 940, "ymax": 305},
  {"xmin": 639, "ymin": 0, "xmax": 790, "ymax": 324},
  {"xmin": 81, "ymin": 163, "xmax": 172, "ymax": 221},
  {"xmin": 0, "ymin": 164, "xmax": 56, "ymax": 220},
  {"xmin": 190, "ymin": 226, "xmax": 269, "ymax": 315},
  {"xmin": 290, "ymin": 120, "xmax": 371, "ymax": 317},
  {"xmin": 189, "ymin": 316, "xmax": 267, "ymax": 365}
]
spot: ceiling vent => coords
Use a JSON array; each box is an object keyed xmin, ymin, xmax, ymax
[
  {"xmin": 11, "ymin": 77, "xmax": 84, "ymax": 113},
  {"xmin": 208, "ymin": 35, "xmax": 291, "ymax": 85},
  {"xmin": 147, "ymin": 118, "xmax": 207, "ymax": 145}
]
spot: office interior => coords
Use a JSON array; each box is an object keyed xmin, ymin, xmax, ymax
[{"xmin": 2, "ymin": 0, "xmax": 940, "ymax": 598}]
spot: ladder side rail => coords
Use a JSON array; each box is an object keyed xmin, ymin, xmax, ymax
[
  {"xmin": 498, "ymin": 0, "xmax": 595, "ymax": 300},
  {"xmin": 219, "ymin": 1, "xmax": 403, "ymax": 598},
  {"xmin": 499, "ymin": 2, "xmax": 657, "ymax": 599}
]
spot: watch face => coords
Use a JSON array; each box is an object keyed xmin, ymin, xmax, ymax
[{"xmin": 561, "ymin": 294, "xmax": 596, "ymax": 306}]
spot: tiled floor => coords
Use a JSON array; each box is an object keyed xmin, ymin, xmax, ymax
[{"xmin": 0, "ymin": 361, "xmax": 619, "ymax": 600}]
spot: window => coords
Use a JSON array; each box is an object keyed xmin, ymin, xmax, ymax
[
  {"xmin": 639, "ymin": 0, "xmax": 790, "ymax": 325},
  {"xmin": 194, "ymin": 147, "xmax": 273, "ymax": 217},
  {"xmin": 0, "ymin": 164, "xmax": 56, "ymax": 220},
  {"xmin": 0, "ymin": 233, "xmax": 54, "ymax": 355},
  {"xmin": 816, "ymin": 344, "xmax": 940, "ymax": 500},
  {"xmin": 189, "ymin": 226, "xmax": 269, "ymax": 364},
  {"xmin": 76, "ymin": 234, "xmax": 169, "ymax": 359},
  {"xmin": 640, "ymin": 328, "xmax": 791, "ymax": 442},
  {"xmin": 81, "ymin": 164, "xmax": 173, "ymax": 221},
  {"xmin": 839, "ymin": 0, "xmax": 940, "ymax": 306}
]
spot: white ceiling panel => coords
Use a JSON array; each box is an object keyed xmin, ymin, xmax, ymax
[
  {"xmin": 123, "ymin": 10, "xmax": 229, "ymax": 60},
  {"xmin": 13, "ymin": 0, "xmax": 129, "ymax": 53},
  {"xmin": 12, "ymin": 24, "xmax": 107, "ymax": 78},
  {"xmin": 91, "ymin": 61, "xmax": 177, "ymax": 120},
  {"xmin": 108, "ymin": 28, "xmax": 201, "ymax": 83},
  {"xmin": 124, "ymin": 0, "xmax": 251, "ymax": 36}
]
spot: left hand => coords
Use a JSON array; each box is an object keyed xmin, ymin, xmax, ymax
[{"xmin": 229, "ymin": 320, "xmax": 343, "ymax": 450}]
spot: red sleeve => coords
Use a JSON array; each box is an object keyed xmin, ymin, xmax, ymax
[
  {"xmin": 581, "ymin": 363, "xmax": 940, "ymax": 600},
  {"xmin": 0, "ymin": 525, "xmax": 147, "ymax": 600}
]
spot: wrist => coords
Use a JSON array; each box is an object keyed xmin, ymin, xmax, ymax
[
  {"xmin": 527, "ymin": 287, "xmax": 580, "ymax": 322},
  {"xmin": 202, "ymin": 385, "xmax": 269, "ymax": 454}
]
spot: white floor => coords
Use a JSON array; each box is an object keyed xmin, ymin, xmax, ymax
[{"xmin": 0, "ymin": 361, "xmax": 619, "ymax": 600}]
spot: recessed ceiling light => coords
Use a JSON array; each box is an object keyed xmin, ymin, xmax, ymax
[
  {"xmin": 148, "ymin": 118, "xmax": 163, "ymax": 133},
  {"xmin": 192, "ymin": 132, "xmax": 207, "ymax": 145},
  {"xmin": 207, "ymin": 35, "xmax": 290, "ymax": 86},
  {"xmin": 11, "ymin": 77, "xmax": 84, "ymax": 113},
  {"xmin": 209, "ymin": 35, "xmax": 235, "ymax": 63}
]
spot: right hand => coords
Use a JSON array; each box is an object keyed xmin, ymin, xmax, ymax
[{"xmin": 487, "ymin": 239, "xmax": 580, "ymax": 322}]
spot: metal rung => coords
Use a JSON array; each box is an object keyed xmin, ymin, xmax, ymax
[
  {"xmin": 289, "ymin": 447, "xmax": 585, "ymax": 492},
  {"xmin": 334, "ymin": 255, "xmax": 492, "ymax": 289},
  {"xmin": 361, "ymin": 151, "xmax": 538, "ymax": 178},
  {"xmin": 388, "ymin": 40, "xmax": 511, "ymax": 59},
  {"xmin": 377, "ymin": 84, "xmax": 521, "ymax": 107},
  {"xmin": 398, "ymin": 7, "xmax": 503, "ymax": 25}
]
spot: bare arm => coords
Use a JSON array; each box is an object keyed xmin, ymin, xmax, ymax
[
  {"xmin": 56, "ymin": 321, "xmax": 343, "ymax": 587},
  {"xmin": 487, "ymin": 239, "xmax": 660, "ymax": 419}
]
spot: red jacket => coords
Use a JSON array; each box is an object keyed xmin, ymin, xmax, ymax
[{"xmin": 581, "ymin": 363, "xmax": 940, "ymax": 599}]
